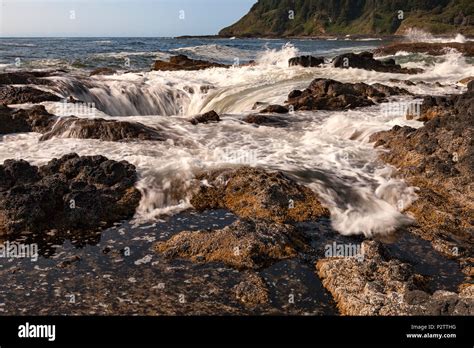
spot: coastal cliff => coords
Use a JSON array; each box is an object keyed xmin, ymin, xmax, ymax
[{"xmin": 219, "ymin": 0, "xmax": 474, "ymax": 37}]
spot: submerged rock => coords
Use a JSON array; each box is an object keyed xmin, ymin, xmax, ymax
[
  {"xmin": 0, "ymin": 86, "xmax": 61, "ymax": 105},
  {"xmin": 153, "ymin": 55, "xmax": 227, "ymax": 71},
  {"xmin": 260, "ymin": 104, "xmax": 289, "ymax": 114},
  {"xmin": 286, "ymin": 78, "xmax": 410, "ymax": 111},
  {"xmin": 333, "ymin": 51, "xmax": 422, "ymax": 74},
  {"xmin": 89, "ymin": 67, "xmax": 117, "ymax": 76},
  {"xmin": 243, "ymin": 114, "xmax": 288, "ymax": 127},
  {"xmin": 40, "ymin": 116, "xmax": 165, "ymax": 141},
  {"xmin": 316, "ymin": 240, "xmax": 473, "ymax": 315},
  {"xmin": 155, "ymin": 219, "xmax": 309, "ymax": 270},
  {"xmin": 189, "ymin": 110, "xmax": 220, "ymax": 125},
  {"xmin": 190, "ymin": 166, "xmax": 330, "ymax": 223},
  {"xmin": 289, "ymin": 55, "xmax": 325, "ymax": 68},
  {"xmin": 0, "ymin": 153, "xmax": 141, "ymax": 237}
]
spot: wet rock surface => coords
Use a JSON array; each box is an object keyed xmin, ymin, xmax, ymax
[
  {"xmin": 40, "ymin": 116, "xmax": 166, "ymax": 141},
  {"xmin": 0, "ymin": 153, "xmax": 141, "ymax": 238},
  {"xmin": 0, "ymin": 105, "xmax": 56, "ymax": 134},
  {"xmin": 153, "ymin": 54, "xmax": 227, "ymax": 71},
  {"xmin": 0, "ymin": 85, "xmax": 61, "ymax": 105},
  {"xmin": 289, "ymin": 55, "xmax": 325, "ymax": 68},
  {"xmin": 0, "ymin": 104, "xmax": 165, "ymax": 142},
  {"xmin": 316, "ymin": 240, "xmax": 473, "ymax": 315},
  {"xmin": 189, "ymin": 110, "xmax": 220, "ymax": 125},
  {"xmin": 333, "ymin": 51, "xmax": 422, "ymax": 74},
  {"xmin": 285, "ymin": 78, "xmax": 410, "ymax": 111},
  {"xmin": 0, "ymin": 71, "xmax": 56, "ymax": 86},
  {"xmin": 190, "ymin": 166, "xmax": 330, "ymax": 223},
  {"xmin": 0, "ymin": 210, "xmax": 337, "ymax": 315}
]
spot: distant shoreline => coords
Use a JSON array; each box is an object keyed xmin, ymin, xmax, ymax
[{"xmin": 176, "ymin": 34, "xmax": 474, "ymax": 40}]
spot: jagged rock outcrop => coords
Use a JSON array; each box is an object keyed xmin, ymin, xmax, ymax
[
  {"xmin": 0, "ymin": 104, "xmax": 56, "ymax": 134},
  {"xmin": 285, "ymin": 78, "xmax": 410, "ymax": 111},
  {"xmin": 0, "ymin": 153, "xmax": 141, "ymax": 237},
  {"xmin": 369, "ymin": 86, "xmax": 473, "ymax": 261},
  {"xmin": 316, "ymin": 240, "xmax": 473, "ymax": 315}
]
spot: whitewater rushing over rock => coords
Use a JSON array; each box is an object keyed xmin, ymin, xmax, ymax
[{"xmin": 2, "ymin": 43, "xmax": 473, "ymax": 237}]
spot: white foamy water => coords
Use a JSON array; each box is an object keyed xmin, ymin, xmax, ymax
[
  {"xmin": 403, "ymin": 28, "xmax": 472, "ymax": 44},
  {"xmin": 1, "ymin": 44, "xmax": 472, "ymax": 237}
]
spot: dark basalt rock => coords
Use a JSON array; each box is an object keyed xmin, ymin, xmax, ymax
[
  {"xmin": 0, "ymin": 86, "xmax": 61, "ymax": 105},
  {"xmin": 40, "ymin": 116, "xmax": 165, "ymax": 142},
  {"xmin": 0, "ymin": 104, "xmax": 164, "ymax": 142},
  {"xmin": 289, "ymin": 55, "xmax": 325, "ymax": 67},
  {"xmin": 333, "ymin": 51, "xmax": 422, "ymax": 74},
  {"xmin": 0, "ymin": 104, "xmax": 56, "ymax": 134},
  {"xmin": 153, "ymin": 55, "xmax": 228, "ymax": 71},
  {"xmin": 0, "ymin": 71, "xmax": 56, "ymax": 86},
  {"xmin": 190, "ymin": 110, "xmax": 220, "ymax": 125},
  {"xmin": 285, "ymin": 78, "xmax": 410, "ymax": 111},
  {"xmin": 0, "ymin": 153, "xmax": 141, "ymax": 237}
]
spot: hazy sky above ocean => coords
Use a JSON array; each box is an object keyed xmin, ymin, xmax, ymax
[{"xmin": 0, "ymin": 0, "xmax": 257, "ymax": 37}]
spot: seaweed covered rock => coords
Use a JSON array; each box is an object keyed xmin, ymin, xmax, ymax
[
  {"xmin": 190, "ymin": 166, "xmax": 329, "ymax": 223},
  {"xmin": 155, "ymin": 219, "xmax": 309, "ymax": 270}
]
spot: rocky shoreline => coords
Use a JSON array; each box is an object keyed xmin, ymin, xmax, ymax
[{"xmin": 0, "ymin": 40, "xmax": 472, "ymax": 316}]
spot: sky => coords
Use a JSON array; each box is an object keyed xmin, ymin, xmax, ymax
[{"xmin": 0, "ymin": 0, "xmax": 257, "ymax": 37}]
